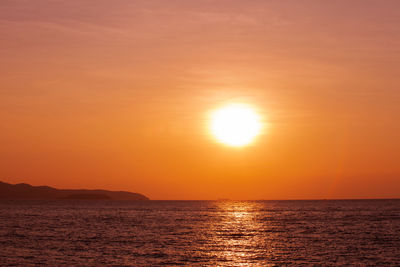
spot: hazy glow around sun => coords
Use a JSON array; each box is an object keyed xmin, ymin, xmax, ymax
[{"xmin": 210, "ymin": 103, "xmax": 262, "ymax": 147}]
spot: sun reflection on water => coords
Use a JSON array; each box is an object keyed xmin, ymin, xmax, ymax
[{"xmin": 207, "ymin": 201, "xmax": 274, "ymax": 266}]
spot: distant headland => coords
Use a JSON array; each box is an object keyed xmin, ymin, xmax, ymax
[{"xmin": 0, "ymin": 181, "xmax": 149, "ymax": 200}]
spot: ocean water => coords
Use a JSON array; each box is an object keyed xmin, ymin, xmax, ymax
[{"xmin": 0, "ymin": 200, "xmax": 399, "ymax": 266}]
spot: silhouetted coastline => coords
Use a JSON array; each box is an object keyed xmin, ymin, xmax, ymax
[{"xmin": 0, "ymin": 181, "xmax": 149, "ymax": 200}]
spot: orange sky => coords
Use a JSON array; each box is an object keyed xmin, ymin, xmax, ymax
[{"xmin": 1, "ymin": 0, "xmax": 400, "ymax": 199}]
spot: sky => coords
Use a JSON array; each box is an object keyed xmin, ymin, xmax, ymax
[{"xmin": 1, "ymin": 0, "xmax": 400, "ymax": 200}]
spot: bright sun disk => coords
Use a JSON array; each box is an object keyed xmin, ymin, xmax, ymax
[{"xmin": 210, "ymin": 103, "xmax": 262, "ymax": 147}]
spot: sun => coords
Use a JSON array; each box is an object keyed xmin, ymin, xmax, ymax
[{"xmin": 210, "ymin": 103, "xmax": 262, "ymax": 147}]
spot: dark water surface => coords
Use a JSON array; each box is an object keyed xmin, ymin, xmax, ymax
[{"xmin": 0, "ymin": 200, "xmax": 399, "ymax": 266}]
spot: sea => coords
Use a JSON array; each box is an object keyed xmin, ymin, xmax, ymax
[{"xmin": 0, "ymin": 200, "xmax": 399, "ymax": 266}]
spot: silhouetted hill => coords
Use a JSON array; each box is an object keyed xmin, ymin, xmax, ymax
[
  {"xmin": 63, "ymin": 193, "xmax": 111, "ymax": 200},
  {"xmin": 0, "ymin": 181, "xmax": 149, "ymax": 200}
]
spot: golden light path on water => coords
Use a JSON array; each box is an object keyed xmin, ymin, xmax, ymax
[{"xmin": 208, "ymin": 201, "xmax": 276, "ymax": 265}]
